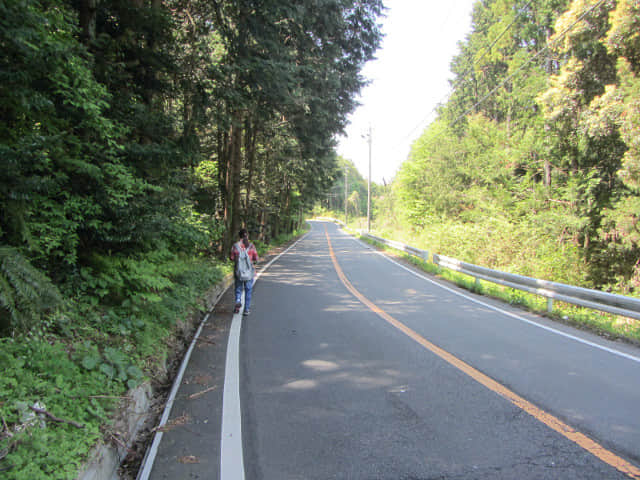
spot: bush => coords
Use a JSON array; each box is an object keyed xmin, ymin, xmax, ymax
[
  {"xmin": 0, "ymin": 339, "xmax": 114, "ymax": 480},
  {"xmin": 0, "ymin": 247, "xmax": 62, "ymax": 335},
  {"xmin": 0, "ymin": 252, "xmax": 229, "ymax": 479}
]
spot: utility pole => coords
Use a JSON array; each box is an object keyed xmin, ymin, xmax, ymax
[
  {"xmin": 344, "ymin": 165, "xmax": 348, "ymax": 226},
  {"xmin": 364, "ymin": 125, "xmax": 372, "ymax": 232}
]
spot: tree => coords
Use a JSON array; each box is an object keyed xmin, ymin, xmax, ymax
[
  {"xmin": 324, "ymin": 157, "xmax": 369, "ymax": 219},
  {"xmin": 594, "ymin": 0, "xmax": 640, "ymax": 287},
  {"xmin": 0, "ymin": 0, "xmax": 384, "ymax": 332},
  {"xmin": 206, "ymin": 0, "xmax": 383, "ymax": 250}
]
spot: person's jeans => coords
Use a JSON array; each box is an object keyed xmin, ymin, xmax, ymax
[{"xmin": 234, "ymin": 278, "xmax": 254, "ymax": 310}]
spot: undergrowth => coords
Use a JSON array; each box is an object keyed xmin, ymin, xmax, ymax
[
  {"xmin": 0, "ymin": 250, "xmax": 232, "ymax": 479},
  {"xmin": 0, "ymin": 225, "xmax": 308, "ymax": 479}
]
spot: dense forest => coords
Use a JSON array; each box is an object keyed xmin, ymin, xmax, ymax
[
  {"xmin": 0, "ymin": 1, "xmax": 383, "ymax": 478},
  {"xmin": 1, "ymin": 0, "xmax": 383, "ymax": 335},
  {"xmin": 319, "ymin": 156, "xmax": 382, "ymax": 222},
  {"xmin": 372, "ymin": 0, "xmax": 640, "ymax": 293}
]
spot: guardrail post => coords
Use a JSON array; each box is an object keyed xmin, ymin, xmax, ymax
[{"xmin": 547, "ymin": 297, "xmax": 553, "ymax": 313}]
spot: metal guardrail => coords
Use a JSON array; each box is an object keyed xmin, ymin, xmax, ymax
[
  {"xmin": 361, "ymin": 232, "xmax": 640, "ymax": 320},
  {"xmin": 363, "ymin": 233, "xmax": 429, "ymax": 262}
]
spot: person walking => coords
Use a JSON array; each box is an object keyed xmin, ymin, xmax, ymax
[{"xmin": 230, "ymin": 228, "xmax": 259, "ymax": 315}]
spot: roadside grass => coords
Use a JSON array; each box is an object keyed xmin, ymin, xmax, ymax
[
  {"xmin": 357, "ymin": 234, "xmax": 640, "ymax": 346},
  {"xmin": 0, "ymin": 229, "xmax": 307, "ymax": 480}
]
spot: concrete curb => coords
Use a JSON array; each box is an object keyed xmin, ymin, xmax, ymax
[
  {"xmin": 76, "ymin": 273, "xmax": 234, "ymax": 480},
  {"xmin": 76, "ymin": 384, "xmax": 152, "ymax": 480}
]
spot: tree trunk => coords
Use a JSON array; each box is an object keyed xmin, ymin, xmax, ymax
[
  {"xmin": 544, "ymin": 158, "xmax": 551, "ymax": 187},
  {"xmin": 283, "ymin": 181, "xmax": 291, "ymax": 234},
  {"xmin": 244, "ymin": 118, "xmax": 257, "ymax": 219},
  {"xmin": 223, "ymin": 128, "xmax": 232, "ymax": 234},
  {"xmin": 218, "ymin": 129, "xmax": 228, "ymax": 207},
  {"xmin": 230, "ymin": 117, "xmax": 243, "ymax": 236},
  {"xmin": 261, "ymin": 209, "xmax": 271, "ymax": 244},
  {"xmin": 223, "ymin": 112, "xmax": 244, "ymax": 254},
  {"xmin": 78, "ymin": 0, "xmax": 98, "ymax": 42}
]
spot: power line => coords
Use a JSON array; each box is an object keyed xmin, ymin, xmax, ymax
[
  {"xmin": 450, "ymin": 0, "xmax": 608, "ymax": 126},
  {"xmin": 396, "ymin": 0, "xmax": 608, "ymax": 157},
  {"xmin": 397, "ymin": 0, "xmax": 535, "ymax": 146}
]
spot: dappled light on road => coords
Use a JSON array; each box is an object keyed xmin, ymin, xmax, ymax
[{"xmin": 278, "ymin": 357, "xmax": 405, "ymax": 393}]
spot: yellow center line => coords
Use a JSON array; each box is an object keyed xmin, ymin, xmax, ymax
[{"xmin": 324, "ymin": 226, "xmax": 640, "ymax": 479}]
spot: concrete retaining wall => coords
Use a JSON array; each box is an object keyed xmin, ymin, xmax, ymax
[{"xmin": 76, "ymin": 274, "xmax": 233, "ymax": 480}]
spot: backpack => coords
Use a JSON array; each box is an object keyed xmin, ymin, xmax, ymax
[{"xmin": 235, "ymin": 242, "xmax": 254, "ymax": 281}]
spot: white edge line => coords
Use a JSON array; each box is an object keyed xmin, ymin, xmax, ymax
[
  {"xmin": 336, "ymin": 226, "xmax": 640, "ymax": 365},
  {"xmin": 220, "ymin": 231, "xmax": 311, "ymax": 480},
  {"xmin": 136, "ymin": 313, "xmax": 211, "ymax": 480},
  {"xmin": 220, "ymin": 309, "xmax": 245, "ymax": 480}
]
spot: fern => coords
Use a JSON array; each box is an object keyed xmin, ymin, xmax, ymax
[{"xmin": 0, "ymin": 246, "xmax": 62, "ymax": 334}]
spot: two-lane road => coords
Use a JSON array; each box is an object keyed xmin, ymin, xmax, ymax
[{"xmin": 235, "ymin": 221, "xmax": 640, "ymax": 479}]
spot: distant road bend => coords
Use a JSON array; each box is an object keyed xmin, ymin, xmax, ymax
[{"xmin": 225, "ymin": 220, "xmax": 640, "ymax": 479}]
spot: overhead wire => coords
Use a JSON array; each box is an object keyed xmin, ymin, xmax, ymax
[
  {"xmin": 397, "ymin": 0, "xmax": 607, "ymax": 150},
  {"xmin": 370, "ymin": 0, "xmax": 609, "ymax": 187},
  {"xmin": 395, "ymin": 0, "xmax": 535, "ymax": 147},
  {"xmin": 450, "ymin": 0, "xmax": 608, "ymax": 125}
]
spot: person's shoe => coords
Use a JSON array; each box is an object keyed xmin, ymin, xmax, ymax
[
  {"xmin": 243, "ymin": 309, "xmax": 251, "ymax": 316},
  {"xmin": 234, "ymin": 303, "xmax": 241, "ymax": 314}
]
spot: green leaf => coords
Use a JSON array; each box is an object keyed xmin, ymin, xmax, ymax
[
  {"xmin": 99, "ymin": 363, "xmax": 115, "ymax": 379},
  {"xmin": 81, "ymin": 354, "xmax": 101, "ymax": 371}
]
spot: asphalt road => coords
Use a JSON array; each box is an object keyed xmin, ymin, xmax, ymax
[{"xmin": 147, "ymin": 220, "xmax": 640, "ymax": 480}]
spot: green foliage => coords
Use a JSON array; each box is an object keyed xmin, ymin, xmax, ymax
[
  {"xmin": 0, "ymin": 253, "xmax": 228, "ymax": 479},
  {"xmin": 0, "ymin": 0, "xmax": 382, "ymax": 476},
  {"xmin": 323, "ymin": 157, "xmax": 375, "ymax": 221},
  {"xmin": 0, "ymin": 0, "xmax": 149, "ymax": 272},
  {"xmin": 0, "ymin": 247, "xmax": 62, "ymax": 334},
  {"xmin": 356, "ymin": 0, "xmax": 640, "ymax": 348},
  {"xmin": 386, "ymin": 0, "xmax": 640, "ymax": 295},
  {"xmin": 0, "ymin": 339, "xmax": 116, "ymax": 480},
  {"xmin": 203, "ymin": 0, "xmax": 383, "ymax": 248},
  {"xmin": 77, "ymin": 344, "xmax": 144, "ymax": 389}
]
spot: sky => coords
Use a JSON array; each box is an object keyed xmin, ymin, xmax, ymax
[{"xmin": 336, "ymin": 0, "xmax": 477, "ymax": 184}]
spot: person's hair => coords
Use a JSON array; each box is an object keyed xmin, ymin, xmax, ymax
[{"xmin": 238, "ymin": 228, "xmax": 249, "ymax": 248}]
